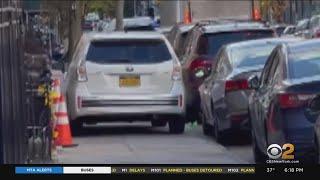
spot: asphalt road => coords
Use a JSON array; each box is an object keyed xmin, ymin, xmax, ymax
[{"xmin": 57, "ymin": 122, "xmax": 254, "ymax": 164}]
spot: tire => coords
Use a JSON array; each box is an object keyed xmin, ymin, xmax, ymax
[
  {"xmin": 151, "ymin": 120, "xmax": 167, "ymax": 127},
  {"xmin": 213, "ymin": 111, "xmax": 225, "ymax": 143},
  {"xmin": 186, "ymin": 105, "xmax": 200, "ymax": 123},
  {"xmin": 252, "ymin": 130, "xmax": 266, "ymax": 164},
  {"xmin": 249, "ymin": 111, "xmax": 267, "ymax": 164},
  {"xmin": 168, "ymin": 116, "xmax": 185, "ymax": 134},
  {"xmin": 214, "ymin": 119, "xmax": 223, "ymax": 143},
  {"xmin": 200, "ymin": 109, "xmax": 213, "ymax": 136},
  {"xmin": 70, "ymin": 120, "xmax": 83, "ymax": 136},
  {"xmin": 310, "ymin": 136, "xmax": 319, "ymax": 164},
  {"xmin": 316, "ymin": 137, "xmax": 320, "ymax": 164}
]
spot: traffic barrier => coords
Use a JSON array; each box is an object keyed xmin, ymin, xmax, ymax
[{"xmin": 54, "ymin": 95, "xmax": 78, "ymax": 148}]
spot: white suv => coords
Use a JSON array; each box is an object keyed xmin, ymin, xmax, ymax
[{"xmin": 65, "ymin": 32, "xmax": 186, "ymax": 134}]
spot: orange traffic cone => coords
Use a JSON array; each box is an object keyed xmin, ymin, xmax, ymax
[
  {"xmin": 52, "ymin": 79, "xmax": 61, "ymax": 114},
  {"xmin": 54, "ymin": 95, "xmax": 78, "ymax": 148}
]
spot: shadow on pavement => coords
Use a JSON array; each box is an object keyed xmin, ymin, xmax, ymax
[
  {"xmin": 219, "ymin": 130, "xmax": 252, "ymax": 146},
  {"xmin": 73, "ymin": 123, "xmax": 170, "ymax": 137}
]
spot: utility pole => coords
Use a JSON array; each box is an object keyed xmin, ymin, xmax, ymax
[{"xmin": 115, "ymin": 0, "xmax": 124, "ymax": 31}]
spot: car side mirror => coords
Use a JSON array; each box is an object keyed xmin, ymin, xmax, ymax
[
  {"xmin": 248, "ymin": 75, "xmax": 260, "ymax": 90},
  {"xmin": 305, "ymin": 95, "xmax": 320, "ymax": 123}
]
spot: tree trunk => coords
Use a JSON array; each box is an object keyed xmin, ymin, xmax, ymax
[{"xmin": 115, "ymin": 0, "xmax": 124, "ymax": 31}]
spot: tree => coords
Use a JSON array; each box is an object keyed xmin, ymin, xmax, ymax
[
  {"xmin": 115, "ymin": 0, "xmax": 124, "ymax": 31},
  {"xmin": 261, "ymin": 0, "xmax": 288, "ymax": 23},
  {"xmin": 41, "ymin": 0, "xmax": 85, "ymax": 61},
  {"xmin": 85, "ymin": 0, "xmax": 117, "ymax": 18}
]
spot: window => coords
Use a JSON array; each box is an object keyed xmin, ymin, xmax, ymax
[
  {"xmin": 265, "ymin": 50, "xmax": 280, "ymax": 86},
  {"xmin": 230, "ymin": 44, "xmax": 278, "ymax": 68},
  {"xmin": 86, "ymin": 39, "xmax": 172, "ymax": 64},
  {"xmin": 216, "ymin": 51, "xmax": 229, "ymax": 78},
  {"xmin": 197, "ymin": 30, "xmax": 274, "ymax": 58},
  {"xmin": 176, "ymin": 32, "xmax": 189, "ymax": 58},
  {"xmin": 260, "ymin": 48, "xmax": 277, "ymax": 87},
  {"xmin": 288, "ymin": 47, "xmax": 320, "ymax": 79}
]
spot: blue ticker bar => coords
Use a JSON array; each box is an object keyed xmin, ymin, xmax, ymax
[{"xmin": 15, "ymin": 167, "xmax": 63, "ymax": 174}]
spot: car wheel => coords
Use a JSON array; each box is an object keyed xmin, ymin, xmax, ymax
[
  {"xmin": 317, "ymin": 138, "xmax": 320, "ymax": 164},
  {"xmin": 212, "ymin": 110, "xmax": 225, "ymax": 143},
  {"xmin": 252, "ymin": 130, "xmax": 266, "ymax": 164},
  {"xmin": 200, "ymin": 109, "xmax": 213, "ymax": 136},
  {"xmin": 214, "ymin": 119, "xmax": 222, "ymax": 143},
  {"xmin": 151, "ymin": 120, "xmax": 167, "ymax": 127},
  {"xmin": 312, "ymin": 136, "xmax": 319, "ymax": 164},
  {"xmin": 168, "ymin": 116, "xmax": 185, "ymax": 134},
  {"xmin": 186, "ymin": 106, "xmax": 201, "ymax": 124},
  {"xmin": 70, "ymin": 120, "xmax": 83, "ymax": 136}
]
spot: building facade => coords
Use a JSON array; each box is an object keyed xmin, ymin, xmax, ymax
[
  {"xmin": 283, "ymin": 0, "xmax": 320, "ymax": 24},
  {"xmin": 159, "ymin": 0, "xmax": 254, "ymax": 27}
]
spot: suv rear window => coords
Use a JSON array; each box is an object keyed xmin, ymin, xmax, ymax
[
  {"xmin": 124, "ymin": 25, "xmax": 155, "ymax": 31},
  {"xmin": 86, "ymin": 39, "xmax": 172, "ymax": 64},
  {"xmin": 197, "ymin": 30, "xmax": 274, "ymax": 57}
]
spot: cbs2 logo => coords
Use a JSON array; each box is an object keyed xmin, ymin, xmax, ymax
[{"xmin": 267, "ymin": 144, "xmax": 294, "ymax": 160}]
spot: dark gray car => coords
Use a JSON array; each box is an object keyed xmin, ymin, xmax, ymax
[{"xmin": 199, "ymin": 38, "xmax": 301, "ymax": 142}]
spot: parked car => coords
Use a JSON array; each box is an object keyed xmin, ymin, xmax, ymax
[
  {"xmin": 199, "ymin": 38, "xmax": 300, "ymax": 141},
  {"xmin": 106, "ymin": 16, "xmax": 156, "ymax": 32},
  {"xmin": 167, "ymin": 23, "xmax": 195, "ymax": 60},
  {"xmin": 65, "ymin": 32, "xmax": 186, "ymax": 134},
  {"xmin": 82, "ymin": 20, "xmax": 96, "ymax": 31},
  {"xmin": 155, "ymin": 26, "xmax": 173, "ymax": 38},
  {"xmin": 248, "ymin": 39, "xmax": 320, "ymax": 164},
  {"xmin": 181, "ymin": 20, "xmax": 276, "ymax": 123},
  {"xmin": 307, "ymin": 15, "xmax": 320, "ymax": 38},
  {"xmin": 271, "ymin": 24, "xmax": 288, "ymax": 36},
  {"xmin": 294, "ymin": 18, "xmax": 310, "ymax": 38},
  {"xmin": 305, "ymin": 94, "xmax": 320, "ymax": 163},
  {"xmin": 282, "ymin": 25, "xmax": 296, "ymax": 36}
]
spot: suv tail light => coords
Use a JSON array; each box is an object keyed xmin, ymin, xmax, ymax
[
  {"xmin": 77, "ymin": 62, "xmax": 88, "ymax": 82},
  {"xmin": 315, "ymin": 29, "xmax": 320, "ymax": 38},
  {"xmin": 278, "ymin": 93, "xmax": 315, "ymax": 109},
  {"xmin": 190, "ymin": 58, "xmax": 212, "ymax": 71},
  {"xmin": 225, "ymin": 79, "xmax": 249, "ymax": 93},
  {"xmin": 172, "ymin": 65, "xmax": 182, "ymax": 81},
  {"xmin": 188, "ymin": 57, "xmax": 213, "ymax": 89},
  {"xmin": 189, "ymin": 58, "xmax": 212, "ymax": 78}
]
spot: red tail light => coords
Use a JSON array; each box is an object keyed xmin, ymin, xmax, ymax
[
  {"xmin": 188, "ymin": 58, "xmax": 213, "ymax": 89},
  {"xmin": 315, "ymin": 29, "xmax": 320, "ymax": 38},
  {"xmin": 178, "ymin": 95, "xmax": 183, "ymax": 107},
  {"xmin": 172, "ymin": 65, "xmax": 182, "ymax": 81},
  {"xmin": 278, "ymin": 93, "xmax": 315, "ymax": 109},
  {"xmin": 77, "ymin": 96, "xmax": 82, "ymax": 109},
  {"xmin": 225, "ymin": 79, "xmax": 249, "ymax": 93},
  {"xmin": 77, "ymin": 62, "xmax": 88, "ymax": 82},
  {"xmin": 190, "ymin": 58, "xmax": 212, "ymax": 71}
]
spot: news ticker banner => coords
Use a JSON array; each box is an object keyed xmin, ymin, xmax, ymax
[{"xmin": 15, "ymin": 166, "xmax": 256, "ymax": 174}]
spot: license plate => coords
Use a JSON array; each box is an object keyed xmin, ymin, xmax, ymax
[{"xmin": 119, "ymin": 75, "xmax": 140, "ymax": 87}]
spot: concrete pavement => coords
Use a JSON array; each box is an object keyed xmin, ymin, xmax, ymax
[{"xmin": 57, "ymin": 122, "xmax": 253, "ymax": 164}]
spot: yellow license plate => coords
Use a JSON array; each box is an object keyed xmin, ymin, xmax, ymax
[{"xmin": 119, "ymin": 76, "xmax": 140, "ymax": 87}]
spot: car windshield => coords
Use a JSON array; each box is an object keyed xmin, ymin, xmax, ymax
[
  {"xmin": 230, "ymin": 43, "xmax": 277, "ymax": 68},
  {"xmin": 289, "ymin": 47, "xmax": 320, "ymax": 79},
  {"xmin": 86, "ymin": 39, "xmax": 172, "ymax": 64},
  {"xmin": 197, "ymin": 30, "xmax": 274, "ymax": 57},
  {"xmin": 296, "ymin": 20, "xmax": 309, "ymax": 31}
]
